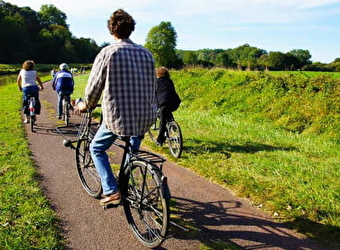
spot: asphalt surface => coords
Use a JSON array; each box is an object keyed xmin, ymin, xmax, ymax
[{"xmin": 23, "ymin": 80, "xmax": 330, "ymax": 250}]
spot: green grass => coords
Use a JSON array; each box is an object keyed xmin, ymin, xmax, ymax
[
  {"xmin": 0, "ymin": 78, "xmax": 65, "ymax": 249},
  {"xmin": 170, "ymin": 69, "xmax": 340, "ymax": 248},
  {"xmin": 0, "ymin": 63, "xmax": 93, "ymax": 75}
]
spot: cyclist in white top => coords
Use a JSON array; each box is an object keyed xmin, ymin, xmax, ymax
[{"xmin": 17, "ymin": 60, "xmax": 44, "ymax": 123}]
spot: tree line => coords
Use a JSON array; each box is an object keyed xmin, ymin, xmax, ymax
[
  {"xmin": 0, "ymin": 1, "xmax": 100, "ymax": 64},
  {"xmin": 146, "ymin": 22, "xmax": 340, "ymax": 72},
  {"xmin": 176, "ymin": 46, "xmax": 340, "ymax": 72},
  {"xmin": 1, "ymin": 1, "xmax": 339, "ymax": 72}
]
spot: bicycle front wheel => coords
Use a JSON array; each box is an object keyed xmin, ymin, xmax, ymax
[
  {"xmin": 75, "ymin": 138, "xmax": 102, "ymax": 197},
  {"xmin": 167, "ymin": 121, "xmax": 183, "ymax": 158},
  {"xmin": 147, "ymin": 118, "xmax": 160, "ymax": 143},
  {"xmin": 122, "ymin": 160, "xmax": 170, "ymax": 248},
  {"xmin": 62, "ymin": 98, "xmax": 69, "ymax": 126}
]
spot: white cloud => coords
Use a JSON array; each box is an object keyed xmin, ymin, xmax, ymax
[{"xmin": 252, "ymin": 0, "xmax": 340, "ymax": 9}]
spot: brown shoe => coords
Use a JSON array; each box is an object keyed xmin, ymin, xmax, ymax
[{"xmin": 100, "ymin": 191, "xmax": 121, "ymax": 206}]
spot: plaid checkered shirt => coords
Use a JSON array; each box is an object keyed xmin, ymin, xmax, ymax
[{"xmin": 84, "ymin": 39, "xmax": 156, "ymax": 136}]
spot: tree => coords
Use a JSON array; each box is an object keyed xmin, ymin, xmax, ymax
[
  {"xmin": 38, "ymin": 4, "xmax": 68, "ymax": 28},
  {"xmin": 289, "ymin": 49, "xmax": 312, "ymax": 69},
  {"xmin": 145, "ymin": 21, "xmax": 181, "ymax": 68},
  {"xmin": 0, "ymin": 0, "xmax": 100, "ymax": 63},
  {"xmin": 333, "ymin": 58, "xmax": 340, "ymax": 63},
  {"xmin": 215, "ymin": 52, "xmax": 232, "ymax": 68},
  {"xmin": 38, "ymin": 24, "xmax": 72, "ymax": 62},
  {"xmin": 181, "ymin": 51, "xmax": 198, "ymax": 66},
  {"xmin": 0, "ymin": 15, "xmax": 29, "ymax": 62},
  {"xmin": 72, "ymin": 37, "xmax": 99, "ymax": 62},
  {"xmin": 267, "ymin": 51, "xmax": 286, "ymax": 70},
  {"xmin": 284, "ymin": 52, "xmax": 300, "ymax": 70}
]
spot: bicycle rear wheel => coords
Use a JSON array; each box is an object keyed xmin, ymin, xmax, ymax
[
  {"xmin": 75, "ymin": 138, "xmax": 102, "ymax": 197},
  {"xmin": 30, "ymin": 115, "xmax": 34, "ymax": 132},
  {"xmin": 167, "ymin": 121, "xmax": 183, "ymax": 158},
  {"xmin": 147, "ymin": 118, "xmax": 160, "ymax": 143},
  {"xmin": 28, "ymin": 97, "xmax": 35, "ymax": 132},
  {"xmin": 122, "ymin": 160, "xmax": 170, "ymax": 248}
]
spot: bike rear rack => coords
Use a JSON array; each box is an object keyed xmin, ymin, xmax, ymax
[{"xmin": 130, "ymin": 149, "xmax": 166, "ymax": 164}]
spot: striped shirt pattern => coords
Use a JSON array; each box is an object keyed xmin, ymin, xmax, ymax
[{"xmin": 85, "ymin": 39, "xmax": 156, "ymax": 136}]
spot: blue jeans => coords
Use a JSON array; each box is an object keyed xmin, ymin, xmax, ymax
[
  {"xmin": 90, "ymin": 123, "xmax": 142, "ymax": 195},
  {"xmin": 22, "ymin": 86, "xmax": 41, "ymax": 115},
  {"xmin": 57, "ymin": 90, "xmax": 72, "ymax": 116}
]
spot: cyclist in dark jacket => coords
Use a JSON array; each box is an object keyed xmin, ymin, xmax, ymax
[
  {"xmin": 155, "ymin": 67, "xmax": 181, "ymax": 145},
  {"xmin": 52, "ymin": 63, "xmax": 74, "ymax": 119}
]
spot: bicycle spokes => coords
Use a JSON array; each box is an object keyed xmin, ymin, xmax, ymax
[
  {"xmin": 76, "ymin": 138, "xmax": 102, "ymax": 197},
  {"xmin": 167, "ymin": 121, "xmax": 183, "ymax": 158},
  {"xmin": 123, "ymin": 161, "xmax": 169, "ymax": 248}
]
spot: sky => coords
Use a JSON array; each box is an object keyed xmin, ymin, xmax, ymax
[{"xmin": 7, "ymin": 0, "xmax": 340, "ymax": 63}]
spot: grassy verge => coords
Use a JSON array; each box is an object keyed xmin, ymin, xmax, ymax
[
  {"xmin": 0, "ymin": 63, "xmax": 92, "ymax": 75},
  {"xmin": 170, "ymin": 69, "xmax": 340, "ymax": 248},
  {"xmin": 0, "ymin": 77, "xmax": 65, "ymax": 249}
]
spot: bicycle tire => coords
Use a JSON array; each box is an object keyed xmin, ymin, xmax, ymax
[
  {"xmin": 75, "ymin": 137, "xmax": 102, "ymax": 197},
  {"xmin": 122, "ymin": 160, "xmax": 170, "ymax": 248},
  {"xmin": 29, "ymin": 97, "xmax": 35, "ymax": 132},
  {"xmin": 147, "ymin": 118, "xmax": 160, "ymax": 143},
  {"xmin": 167, "ymin": 121, "xmax": 183, "ymax": 158},
  {"xmin": 62, "ymin": 97, "xmax": 69, "ymax": 126},
  {"xmin": 30, "ymin": 115, "xmax": 34, "ymax": 132}
]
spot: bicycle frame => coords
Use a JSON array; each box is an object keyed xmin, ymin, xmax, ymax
[
  {"xmin": 148, "ymin": 110, "xmax": 183, "ymax": 158},
  {"xmin": 61, "ymin": 106, "xmax": 174, "ymax": 248},
  {"xmin": 115, "ymin": 137, "xmax": 169, "ymax": 199}
]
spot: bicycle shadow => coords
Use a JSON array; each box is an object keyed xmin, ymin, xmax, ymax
[
  {"xmin": 165, "ymin": 196, "xmax": 327, "ymax": 250},
  {"xmin": 182, "ymin": 138, "xmax": 297, "ymax": 159},
  {"xmin": 26, "ymin": 120, "xmax": 80, "ymax": 138}
]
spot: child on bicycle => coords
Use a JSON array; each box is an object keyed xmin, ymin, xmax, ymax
[
  {"xmin": 17, "ymin": 60, "xmax": 44, "ymax": 123},
  {"xmin": 155, "ymin": 67, "xmax": 181, "ymax": 146},
  {"xmin": 52, "ymin": 63, "xmax": 74, "ymax": 119}
]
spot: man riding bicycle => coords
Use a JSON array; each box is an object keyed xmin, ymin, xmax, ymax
[
  {"xmin": 52, "ymin": 63, "xmax": 74, "ymax": 119},
  {"xmin": 77, "ymin": 9, "xmax": 156, "ymax": 206}
]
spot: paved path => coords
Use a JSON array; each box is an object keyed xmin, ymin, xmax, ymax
[{"xmin": 24, "ymin": 80, "xmax": 329, "ymax": 250}]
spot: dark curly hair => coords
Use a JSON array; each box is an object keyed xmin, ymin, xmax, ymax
[{"xmin": 107, "ymin": 9, "xmax": 136, "ymax": 39}]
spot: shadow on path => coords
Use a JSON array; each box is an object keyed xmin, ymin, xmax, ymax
[
  {"xmin": 170, "ymin": 196, "xmax": 328, "ymax": 250},
  {"xmin": 183, "ymin": 138, "xmax": 297, "ymax": 159}
]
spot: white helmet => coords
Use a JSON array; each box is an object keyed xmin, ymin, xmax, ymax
[{"xmin": 59, "ymin": 63, "xmax": 68, "ymax": 70}]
